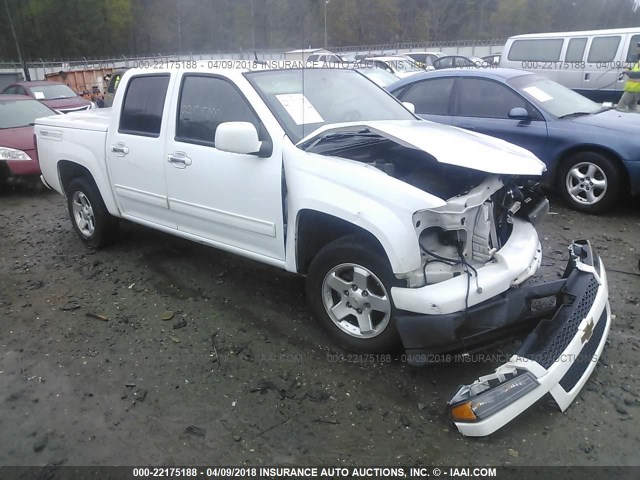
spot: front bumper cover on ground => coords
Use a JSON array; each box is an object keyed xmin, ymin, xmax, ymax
[{"xmin": 444, "ymin": 240, "xmax": 610, "ymax": 436}]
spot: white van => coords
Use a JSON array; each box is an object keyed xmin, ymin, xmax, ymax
[{"xmin": 500, "ymin": 28, "xmax": 640, "ymax": 103}]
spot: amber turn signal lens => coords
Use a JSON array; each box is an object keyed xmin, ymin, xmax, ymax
[{"xmin": 450, "ymin": 402, "xmax": 477, "ymax": 422}]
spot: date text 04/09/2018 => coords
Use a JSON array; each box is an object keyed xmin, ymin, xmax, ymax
[{"xmin": 202, "ymin": 467, "xmax": 407, "ymax": 477}]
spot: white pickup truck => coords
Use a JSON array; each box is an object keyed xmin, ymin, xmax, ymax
[{"xmin": 35, "ymin": 65, "xmax": 611, "ymax": 436}]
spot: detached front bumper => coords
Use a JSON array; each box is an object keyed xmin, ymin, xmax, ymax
[{"xmin": 447, "ymin": 240, "xmax": 610, "ymax": 436}]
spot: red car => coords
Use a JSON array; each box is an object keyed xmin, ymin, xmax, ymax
[
  {"xmin": 2, "ymin": 80, "xmax": 95, "ymax": 114},
  {"xmin": 0, "ymin": 95, "xmax": 56, "ymax": 183}
]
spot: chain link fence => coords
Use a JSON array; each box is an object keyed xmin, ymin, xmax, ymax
[{"xmin": 0, "ymin": 38, "xmax": 506, "ymax": 85}]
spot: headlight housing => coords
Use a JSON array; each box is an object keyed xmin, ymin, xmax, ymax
[
  {"xmin": 449, "ymin": 370, "xmax": 539, "ymax": 422},
  {"xmin": 0, "ymin": 147, "xmax": 32, "ymax": 161}
]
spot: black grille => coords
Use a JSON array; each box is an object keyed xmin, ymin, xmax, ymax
[
  {"xmin": 527, "ymin": 276, "xmax": 599, "ymax": 369},
  {"xmin": 559, "ymin": 310, "xmax": 608, "ymax": 392}
]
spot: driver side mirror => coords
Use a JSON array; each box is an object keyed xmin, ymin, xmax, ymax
[
  {"xmin": 215, "ymin": 122, "xmax": 266, "ymax": 156},
  {"xmin": 508, "ymin": 107, "xmax": 530, "ymax": 120},
  {"xmin": 402, "ymin": 102, "xmax": 416, "ymax": 114}
]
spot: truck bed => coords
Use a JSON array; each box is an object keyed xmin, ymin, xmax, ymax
[{"xmin": 36, "ymin": 108, "xmax": 112, "ymax": 132}]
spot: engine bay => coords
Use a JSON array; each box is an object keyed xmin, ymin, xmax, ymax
[{"xmin": 314, "ymin": 138, "xmax": 548, "ymax": 287}]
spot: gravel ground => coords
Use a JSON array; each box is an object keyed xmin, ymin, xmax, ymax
[{"xmin": 0, "ymin": 186, "xmax": 638, "ymax": 467}]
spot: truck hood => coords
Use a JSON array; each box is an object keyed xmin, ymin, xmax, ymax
[{"xmin": 298, "ymin": 120, "xmax": 546, "ymax": 176}]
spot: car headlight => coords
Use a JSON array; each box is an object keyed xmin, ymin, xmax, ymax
[
  {"xmin": 0, "ymin": 147, "xmax": 32, "ymax": 161},
  {"xmin": 449, "ymin": 371, "xmax": 539, "ymax": 422}
]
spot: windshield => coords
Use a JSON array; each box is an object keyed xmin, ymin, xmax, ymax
[
  {"xmin": 28, "ymin": 84, "xmax": 78, "ymax": 100},
  {"xmin": 509, "ymin": 74, "xmax": 600, "ymax": 118},
  {"xmin": 0, "ymin": 99, "xmax": 56, "ymax": 129},
  {"xmin": 245, "ymin": 69, "xmax": 415, "ymax": 143},
  {"xmin": 356, "ymin": 67, "xmax": 399, "ymax": 87}
]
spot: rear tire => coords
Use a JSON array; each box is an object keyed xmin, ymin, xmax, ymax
[
  {"xmin": 306, "ymin": 234, "xmax": 401, "ymax": 353},
  {"xmin": 558, "ymin": 151, "xmax": 622, "ymax": 214},
  {"xmin": 66, "ymin": 177, "xmax": 118, "ymax": 248}
]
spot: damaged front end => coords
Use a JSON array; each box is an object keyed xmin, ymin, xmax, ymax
[
  {"xmin": 298, "ymin": 121, "xmax": 610, "ymax": 436},
  {"xmin": 448, "ymin": 241, "xmax": 610, "ymax": 436}
]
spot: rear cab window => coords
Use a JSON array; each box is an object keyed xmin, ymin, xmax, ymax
[
  {"xmin": 108, "ymin": 73, "xmax": 123, "ymax": 94},
  {"xmin": 119, "ymin": 75, "xmax": 170, "ymax": 137}
]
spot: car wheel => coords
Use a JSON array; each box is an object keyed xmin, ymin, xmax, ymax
[
  {"xmin": 306, "ymin": 234, "xmax": 401, "ymax": 353},
  {"xmin": 558, "ymin": 152, "xmax": 622, "ymax": 214},
  {"xmin": 67, "ymin": 177, "xmax": 118, "ymax": 248}
]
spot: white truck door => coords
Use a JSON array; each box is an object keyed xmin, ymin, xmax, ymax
[
  {"xmin": 164, "ymin": 74, "xmax": 285, "ymax": 263},
  {"xmin": 106, "ymin": 73, "xmax": 176, "ymax": 228}
]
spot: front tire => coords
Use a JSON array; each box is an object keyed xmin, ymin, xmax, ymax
[
  {"xmin": 306, "ymin": 234, "xmax": 401, "ymax": 353},
  {"xmin": 558, "ymin": 151, "xmax": 622, "ymax": 214},
  {"xmin": 66, "ymin": 177, "xmax": 118, "ymax": 248}
]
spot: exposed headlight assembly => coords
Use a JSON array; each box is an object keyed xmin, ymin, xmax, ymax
[
  {"xmin": 0, "ymin": 147, "xmax": 32, "ymax": 161},
  {"xmin": 449, "ymin": 370, "xmax": 539, "ymax": 422}
]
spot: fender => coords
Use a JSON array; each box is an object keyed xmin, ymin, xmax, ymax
[
  {"xmin": 35, "ymin": 123, "xmax": 120, "ymax": 217},
  {"xmin": 282, "ymin": 141, "xmax": 445, "ymax": 275}
]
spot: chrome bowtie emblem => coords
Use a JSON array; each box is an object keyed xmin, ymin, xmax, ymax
[{"xmin": 581, "ymin": 319, "xmax": 595, "ymax": 344}]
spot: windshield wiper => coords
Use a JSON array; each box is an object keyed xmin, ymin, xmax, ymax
[
  {"xmin": 558, "ymin": 111, "xmax": 593, "ymax": 119},
  {"xmin": 303, "ymin": 129, "xmax": 382, "ymax": 149},
  {"xmin": 593, "ymin": 106, "xmax": 614, "ymax": 114}
]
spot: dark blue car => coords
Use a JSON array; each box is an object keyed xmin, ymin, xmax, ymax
[{"xmin": 389, "ymin": 68, "xmax": 640, "ymax": 213}]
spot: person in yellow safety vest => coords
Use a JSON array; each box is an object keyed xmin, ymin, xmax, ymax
[{"xmin": 618, "ymin": 42, "xmax": 640, "ymax": 112}]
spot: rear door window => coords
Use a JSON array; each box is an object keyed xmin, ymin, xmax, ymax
[
  {"xmin": 398, "ymin": 77, "xmax": 454, "ymax": 115},
  {"xmin": 119, "ymin": 75, "xmax": 170, "ymax": 137},
  {"xmin": 587, "ymin": 36, "xmax": 621, "ymax": 63}
]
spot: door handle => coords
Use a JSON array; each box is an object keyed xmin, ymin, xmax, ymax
[
  {"xmin": 167, "ymin": 152, "xmax": 192, "ymax": 168},
  {"xmin": 460, "ymin": 124, "xmax": 477, "ymax": 131},
  {"xmin": 111, "ymin": 143, "xmax": 129, "ymax": 155},
  {"xmin": 584, "ymin": 73, "xmax": 590, "ymax": 81}
]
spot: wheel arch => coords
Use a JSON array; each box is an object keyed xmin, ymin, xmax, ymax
[
  {"xmin": 58, "ymin": 160, "xmax": 94, "ymax": 195},
  {"xmin": 552, "ymin": 145, "xmax": 629, "ymax": 190},
  {"xmin": 57, "ymin": 160, "xmax": 120, "ymax": 216},
  {"xmin": 295, "ymin": 209, "xmax": 393, "ymax": 277}
]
